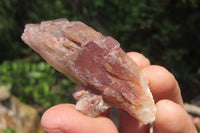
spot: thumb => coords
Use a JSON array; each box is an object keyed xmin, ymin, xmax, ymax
[{"xmin": 41, "ymin": 104, "xmax": 117, "ymax": 133}]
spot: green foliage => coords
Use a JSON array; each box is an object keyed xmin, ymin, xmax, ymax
[
  {"xmin": 0, "ymin": 59, "xmax": 75, "ymax": 108},
  {"xmin": 2, "ymin": 127, "xmax": 22, "ymax": 133}
]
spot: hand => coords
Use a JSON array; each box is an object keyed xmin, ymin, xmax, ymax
[{"xmin": 41, "ymin": 52, "xmax": 197, "ymax": 133}]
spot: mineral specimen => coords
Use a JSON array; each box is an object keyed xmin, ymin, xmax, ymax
[{"xmin": 21, "ymin": 18, "xmax": 156, "ymax": 124}]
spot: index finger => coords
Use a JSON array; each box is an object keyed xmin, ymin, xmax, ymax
[
  {"xmin": 143, "ymin": 65, "xmax": 183, "ymax": 106},
  {"xmin": 128, "ymin": 52, "xmax": 183, "ymax": 105},
  {"xmin": 119, "ymin": 52, "xmax": 183, "ymax": 133}
]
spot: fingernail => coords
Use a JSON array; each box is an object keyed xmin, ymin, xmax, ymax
[{"xmin": 43, "ymin": 128, "xmax": 64, "ymax": 133}]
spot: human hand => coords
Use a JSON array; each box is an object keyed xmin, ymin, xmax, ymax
[{"xmin": 41, "ymin": 52, "xmax": 197, "ymax": 133}]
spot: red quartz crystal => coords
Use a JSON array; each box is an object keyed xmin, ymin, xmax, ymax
[{"xmin": 21, "ymin": 18, "xmax": 156, "ymax": 124}]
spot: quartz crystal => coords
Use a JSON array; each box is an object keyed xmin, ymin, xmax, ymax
[{"xmin": 21, "ymin": 18, "xmax": 156, "ymax": 124}]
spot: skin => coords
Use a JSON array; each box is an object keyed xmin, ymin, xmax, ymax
[{"xmin": 41, "ymin": 52, "xmax": 197, "ymax": 133}]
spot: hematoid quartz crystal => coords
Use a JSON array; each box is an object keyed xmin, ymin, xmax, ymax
[{"xmin": 21, "ymin": 18, "xmax": 157, "ymax": 124}]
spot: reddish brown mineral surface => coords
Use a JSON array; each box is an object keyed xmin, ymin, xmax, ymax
[{"xmin": 21, "ymin": 18, "xmax": 156, "ymax": 124}]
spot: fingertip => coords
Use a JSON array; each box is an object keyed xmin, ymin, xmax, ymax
[
  {"xmin": 41, "ymin": 104, "xmax": 76, "ymax": 132},
  {"xmin": 144, "ymin": 65, "xmax": 176, "ymax": 92},
  {"xmin": 154, "ymin": 100, "xmax": 197, "ymax": 133},
  {"xmin": 127, "ymin": 52, "xmax": 150, "ymax": 69},
  {"xmin": 143, "ymin": 65, "xmax": 183, "ymax": 105}
]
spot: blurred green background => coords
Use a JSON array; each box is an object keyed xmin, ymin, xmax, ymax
[{"xmin": 0, "ymin": 0, "xmax": 200, "ymax": 114}]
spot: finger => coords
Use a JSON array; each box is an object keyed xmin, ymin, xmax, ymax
[
  {"xmin": 128, "ymin": 52, "xmax": 183, "ymax": 105},
  {"xmin": 143, "ymin": 65, "xmax": 184, "ymax": 106},
  {"xmin": 118, "ymin": 52, "xmax": 151, "ymax": 133},
  {"xmin": 119, "ymin": 110, "xmax": 150, "ymax": 133},
  {"xmin": 154, "ymin": 100, "xmax": 197, "ymax": 133},
  {"xmin": 127, "ymin": 52, "xmax": 151, "ymax": 68},
  {"xmin": 41, "ymin": 104, "xmax": 118, "ymax": 133}
]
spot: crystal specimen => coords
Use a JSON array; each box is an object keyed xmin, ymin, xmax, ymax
[{"xmin": 21, "ymin": 18, "xmax": 156, "ymax": 124}]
